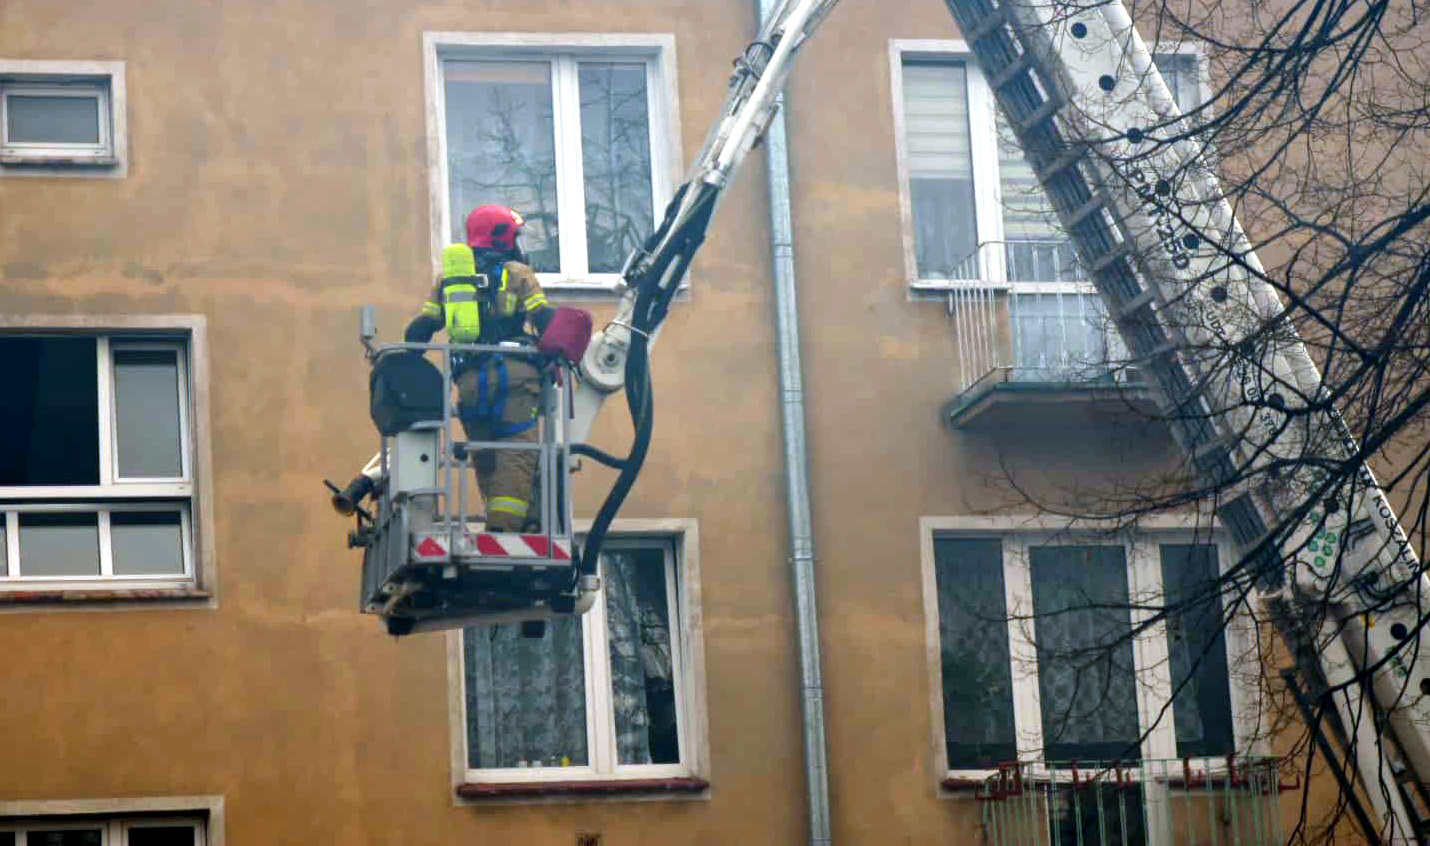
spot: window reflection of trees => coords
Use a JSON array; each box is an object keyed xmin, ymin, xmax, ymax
[
  {"xmin": 447, "ymin": 62, "xmax": 654, "ymax": 278},
  {"xmin": 579, "ymin": 64, "xmax": 654, "ymax": 274},
  {"xmin": 449, "ymin": 86, "xmax": 561, "ymax": 272}
]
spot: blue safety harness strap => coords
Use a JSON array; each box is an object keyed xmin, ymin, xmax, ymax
[{"xmin": 460, "ymin": 354, "xmax": 537, "ymax": 438}]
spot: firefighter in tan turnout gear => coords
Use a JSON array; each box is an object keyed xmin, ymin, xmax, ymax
[{"xmin": 403, "ymin": 205, "xmax": 556, "ymax": 532}]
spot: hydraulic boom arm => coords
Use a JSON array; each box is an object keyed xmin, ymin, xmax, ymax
[
  {"xmin": 567, "ymin": 0, "xmax": 845, "ymax": 576},
  {"xmin": 571, "ymin": 0, "xmax": 843, "ymax": 438}
]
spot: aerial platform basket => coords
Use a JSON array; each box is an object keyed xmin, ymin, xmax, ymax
[{"xmin": 347, "ymin": 314, "xmax": 599, "ymax": 637}]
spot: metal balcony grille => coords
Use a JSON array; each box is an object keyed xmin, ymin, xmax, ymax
[
  {"xmin": 943, "ymin": 242, "xmax": 1129, "ymax": 394},
  {"xmin": 978, "ymin": 758, "xmax": 1287, "ymax": 846}
]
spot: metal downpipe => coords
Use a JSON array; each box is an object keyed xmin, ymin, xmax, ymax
[{"xmin": 757, "ymin": 0, "xmax": 832, "ymax": 842}]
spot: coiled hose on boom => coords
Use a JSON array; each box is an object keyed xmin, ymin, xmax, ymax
[{"xmin": 575, "ymin": 182, "xmax": 721, "ymax": 580}]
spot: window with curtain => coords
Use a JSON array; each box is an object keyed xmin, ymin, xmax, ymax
[
  {"xmin": 463, "ymin": 537, "xmax": 692, "ymax": 779},
  {"xmin": 900, "ymin": 61, "xmax": 979, "ymax": 279},
  {"xmin": 1152, "ymin": 53, "xmax": 1203, "ymax": 115},
  {"xmin": 899, "ymin": 50, "xmax": 1203, "ymax": 285},
  {"xmin": 930, "ymin": 529, "xmax": 1239, "ymax": 776},
  {"xmin": 994, "ymin": 110, "xmax": 1080, "ymax": 284},
  {"xmin": 441, "ymin": 50, "xmax": 661, "ymax": 286},
  {"xmin": 0, "ymin": 817, "xmax": 205, "ymax": 845},
  {"xmin": 898, "ymin": 48, "xmax": 1206, "ymax": 383},
  {"xmin": 989, "ymin": 53, "xmax": 1200, "ymax": 285},
  {"xmin": 1029, "ymin": 544, "xmax": 1141, "ymax": 761},
  {"xmin": 1008, "ymin": 292, "xmax": 1113, "ymax": 381},
  {"xmin": 1160, "ymin": 543, "xmax": 1235, "ymax": 758},
  {"xmin": 933, "ymin": 537, "xmax": 1017, "ymax": 768}
]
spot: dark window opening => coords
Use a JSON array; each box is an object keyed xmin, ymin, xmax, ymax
[
  {"xmin": 0, "ymin": 337, "xmax": 99, "ymax": 486},
  {"xmin": 22, "ymin": 830, "xmax": 102, "ymax": 846},
  {"xmin": 127, "ymin": 826, "xmax": 198, "ymax": 846}
]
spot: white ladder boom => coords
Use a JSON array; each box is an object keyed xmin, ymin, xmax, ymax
[{"xmin": 934, "ymin": 0, "xmax": 1428, "ymax": 840}]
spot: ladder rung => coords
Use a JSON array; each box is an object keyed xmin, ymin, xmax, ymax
[
  {"xmin": 1219, "ymin": 510, "xmax": 1285, "ymax": 568},
  {"xmin": 1090, "ymin": 243, "xmax": 1132, "ymax": 277},
  {"xmin": 990, "ymin": 54, "xmax": 1036, "ymax": 91},
  {"xmin": 965, "ymin": 9, "xmax": 1009, "ymax": 45},
  {"xmin": 1193, "ymin": 434, "xmax": 1237, "ymax": 462},
  {"xmin": 1017, "ymin": 97, "xmax": 1061, "ymax": 131},
  {"xmin": 1115, "ymin": 288, "xmax": 1157, "ymax": 319},
  {"xmin": 1143, "ymin": 340, "xmax": 1179, "ymax": 361},
  {"xmin": 1034, "ymin": 145, "xmax": 1088, "ymax": 183},
  {"xmin": 1193, "ymin": 444, "xmax": 1238, "ymax": 483},
  {"xmin": 1064, "ymin": 196, "xmax": 1105, "ymax": 230}
]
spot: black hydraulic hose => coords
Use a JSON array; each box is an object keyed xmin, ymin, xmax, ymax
[
  {"xmin": 571, "ymin": 442, "xmax": 626, "ymax": 469},
  {"xmin": 576, "ymin": 183, "xmax": 720, "ymax": 578},
  {"xmin": 580, "ymin": 338, "xmax": 655, "ymax": 576}
]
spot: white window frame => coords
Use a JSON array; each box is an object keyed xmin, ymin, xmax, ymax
[
  {"xmin": 0, "ymin": 337, "xmax": 193, "ymax": 499},
  {"xmin": 0, "ymin": 60, "xmax": 127, "ymax": 177},
  {"xmin": 920, "ymin": 516, "xmax": 1263, "ymax": 789},
  {"xmin": 0, "ymin": 817, "xmax": 206, "ymax": 845},
  {"xmin": 424, "ymin": 33, "xmax": 682, "ymax": 292},
  {"xmin": 1, "ymin": 82, "xmax": 110, "ymax": 154},
  {"xmin": 4, "ymin": 502, "xmax": 195, "ymax": 589},
  {"xmin": 0, "ymin": 317, "xmax": 214, "ymax": 601},
  {"xmin": 0, "ymin": 798, "xmax": 220, "ymax": 846},
  {"xmin": 449, "ymin": 519, "xmax": 709, "ymax": 795},
  {"xmin": 105, "ymin": 340, "xmax": 194, "ymax": 487},
  {"xmin": 889, "ymin": 39, "xmax": 1205, "ymax": 294}
]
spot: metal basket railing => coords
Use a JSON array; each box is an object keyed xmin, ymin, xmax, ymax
[
  {"xmin": 977, "ymin": 757, "xmax": 1289, "ymax": 846},
  {"xmin": 368, "ymin": 339, "xmax": 575, "ymax": 547}
]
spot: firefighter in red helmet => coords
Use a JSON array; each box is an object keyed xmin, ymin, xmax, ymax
[{"xmin": 404, "ymin": 205, "xmax": 555, "ymax": 532}]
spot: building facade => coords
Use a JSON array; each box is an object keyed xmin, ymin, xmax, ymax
[{"xmin": 0, "ymin": 0, "xmax": 1322, "ymax": 843}]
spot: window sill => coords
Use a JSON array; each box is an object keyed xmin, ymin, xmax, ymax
[
  {"xmin": 540, "ymin": 279, "xmax": 622, "ymax": 291},
  {"xmin": 0, "ymin": 155, "xmax": 119, "ymax": 167},
  {"xmin": 0, "ymin": 586, "xmax": 209, "ymax": 605},
  {"xmin": 910, "ymin": 279, "xmax": 1012, "ymax": 293},
  {"xmin": 941, "ymin": 778, "xmax": 986, "ymax": 793},
  {"xmin": 456, "ymin": 776, "xmax": 709, "ymax": 801},
  {"xmin": 536, "ymin": 280, "xmax": 692, "ymax": 301}
]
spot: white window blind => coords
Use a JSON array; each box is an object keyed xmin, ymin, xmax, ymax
[{"xmin": 901, "ymin": 61, "xmax": 979, "ymax": 278}]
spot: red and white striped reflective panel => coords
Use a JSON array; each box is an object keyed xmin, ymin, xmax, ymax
[
  {"xmin": 412, "ymin": 534, "xmax": 449, "ymax": 561},
  {"xmin": 466, "ymin": 533, "xmax": 572, "ymax": 560}
]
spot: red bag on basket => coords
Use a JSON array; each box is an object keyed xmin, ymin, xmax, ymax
[{"xmin": 537, "ymin": 307, "xmax": 594, "ymax": 362}]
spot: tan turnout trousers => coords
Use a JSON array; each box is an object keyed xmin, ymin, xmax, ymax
[{"xmin": 455, "ymin": 355, "xmax": 541, "ymax": 532}]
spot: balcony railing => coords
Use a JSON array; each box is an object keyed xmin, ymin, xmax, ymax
[
  {"xmin": 942, "ymin": 241, "xmax": 1126, "ymax": 395},
  {"xmin": 937, "ymin": 241, "xmax": 1159, "ymax": 425},
  {"xmin": 976, "ymin": 758, "xmax": 1289, "ymax": 846},
  {"xmin": 923, "ymin": 238, "xmax": 1084, "ymax": 287}
]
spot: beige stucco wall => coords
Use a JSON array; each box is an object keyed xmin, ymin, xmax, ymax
[{"xmin": 0, "ymin": 0, "xmax": 1328, "ymax": 843}]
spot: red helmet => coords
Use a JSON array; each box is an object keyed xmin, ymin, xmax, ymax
[{"xmin": 465, "ymin": 204, "xmax": 525, "ymax": 251}]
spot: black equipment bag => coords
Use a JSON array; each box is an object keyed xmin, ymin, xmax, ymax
[{"xmin": 370, "ymin": 351, "xmax": 445, "ymax": 436}]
